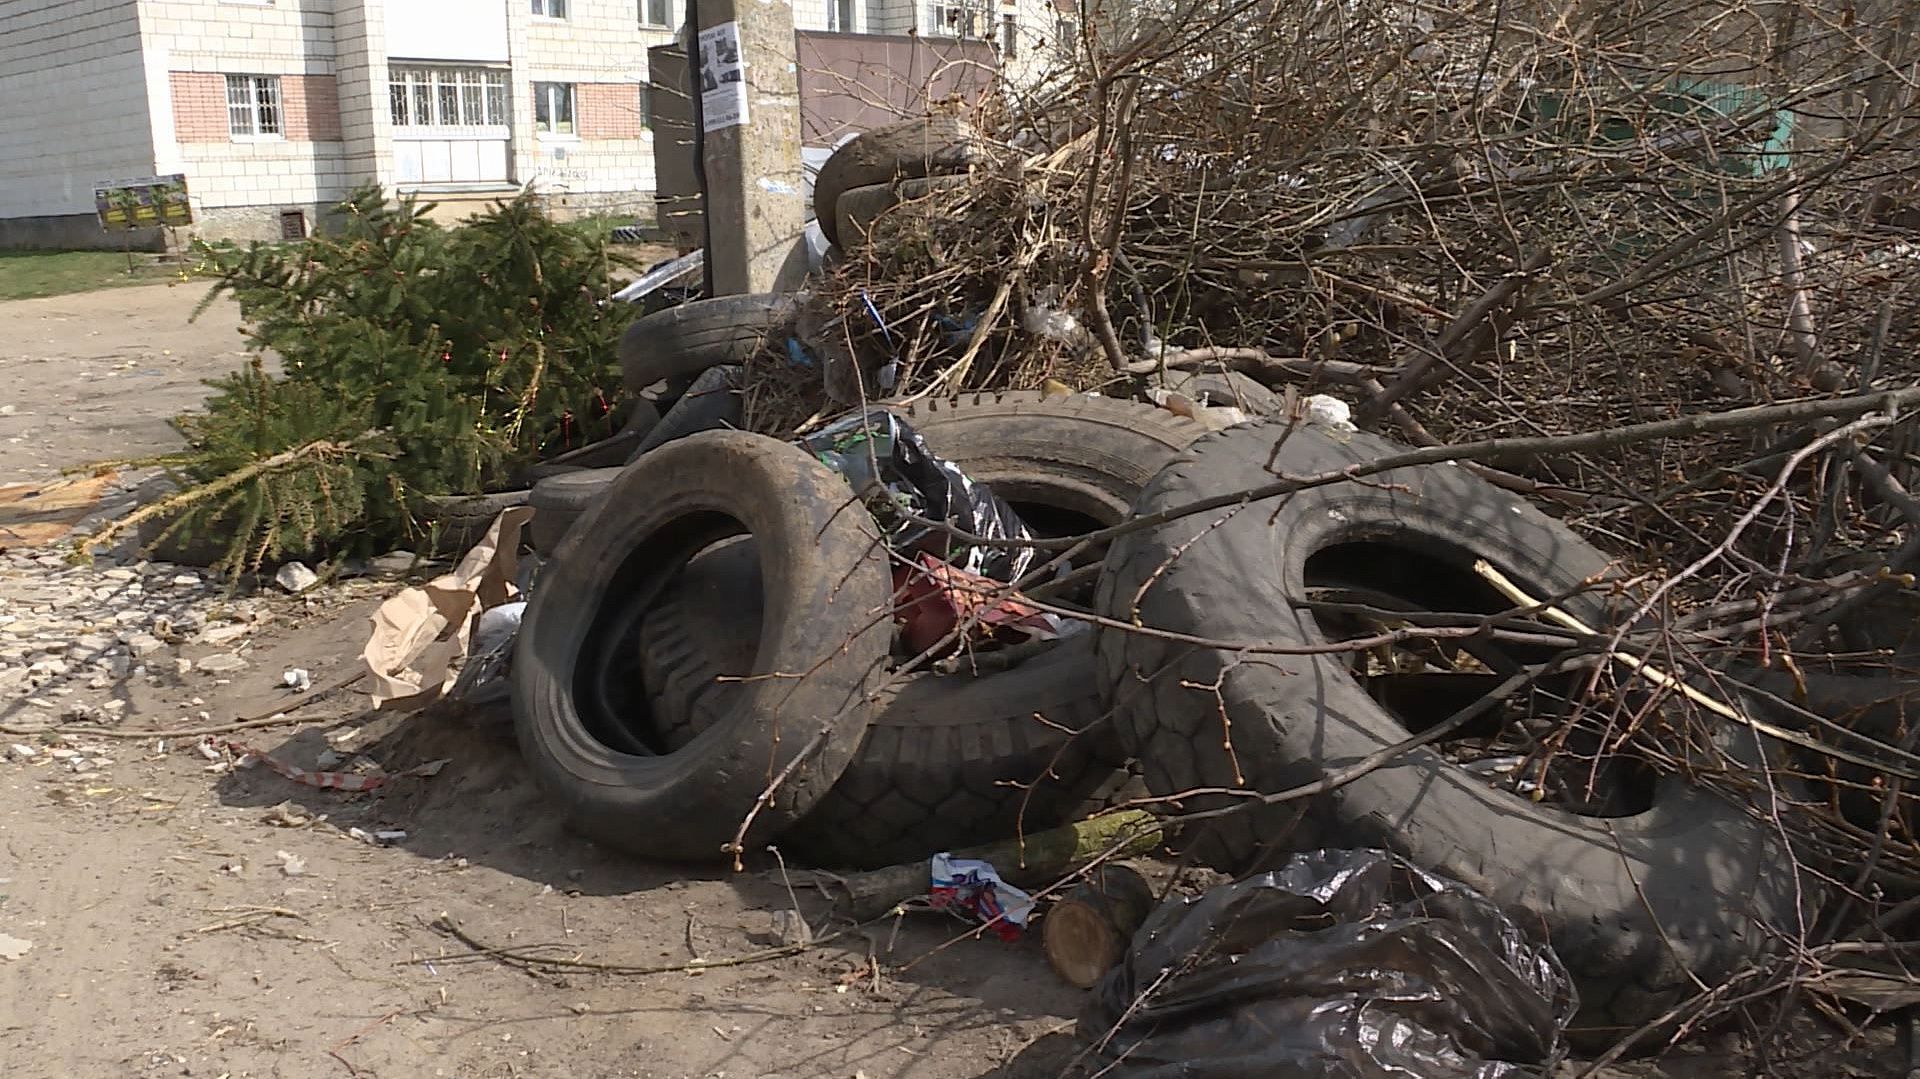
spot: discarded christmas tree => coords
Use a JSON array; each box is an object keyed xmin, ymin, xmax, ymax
[{"xmin": 88, "ymin": 188, "xmax": 639, "ymax": 574}]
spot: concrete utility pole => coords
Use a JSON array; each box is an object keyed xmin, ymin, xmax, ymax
[{"xmin": 691, "ymin": 0, "xmax": 808, "ymax": 294}]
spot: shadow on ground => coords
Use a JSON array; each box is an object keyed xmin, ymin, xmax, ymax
[{"xmin": 209, "ymin": 704, "xmax": 1096, "ymax": 1073}]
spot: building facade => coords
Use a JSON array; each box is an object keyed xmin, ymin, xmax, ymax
[{"xmin": 0, "ymin": 0, "xmax": 1064, "ymax": 250}]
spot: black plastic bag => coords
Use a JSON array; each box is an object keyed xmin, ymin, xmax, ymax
[
  {"xmin": 799, "ymin": 408, "xmax": 1037, "ymax": 582},
  {"xmin": 1078, "ymin": 848, "xmax": 1576, "ymax": 1079}
]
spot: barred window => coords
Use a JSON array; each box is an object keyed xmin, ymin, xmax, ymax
[{"xmin": 225, "ymin": 74, "xmax": 281, "ymax": 136}]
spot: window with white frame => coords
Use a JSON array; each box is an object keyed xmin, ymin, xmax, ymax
[
  {"xmin": 1054, "ymin": 16, "xmax": 1078, "ymax": 53},
  {"xmin": 1000, "ymin": 13, "xmax": 1016, "ymax": 56},
  {"xmin": 639, "ymin": 0, "xmax": 671, "ymax": 26},
  {"xmin": 827, "ymin": 0, "xmax": 854, "ymax": 31},
  {"xmin": 531, "ymin": 0, "xmax": 568, "ymax": 16},
  {"xmin": 389, "ymin": 66, "xmax": 510, "ymax": 128},
  {"xmin": 226, "ymin": 74, "xmax": 281, "ymax": 137},
  {"xmin": 534, "ymin": 82, "xmax": 575, "ymax": 135},
  {"xmin": 925, "ymin": 1, "xmax": 981, "ymax": 37}
]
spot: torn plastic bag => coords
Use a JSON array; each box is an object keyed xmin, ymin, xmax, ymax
[
  {"xmin": 445, "ymin": 600, "xmax": 525, "ymax": 707},
  {"xmin": 799, "ymin": 408, "xmax": 1038, "ymax": 582},
  {"xmin": 1079, "ymin": 848, "xmax": 1575, "ymax": 1079}
]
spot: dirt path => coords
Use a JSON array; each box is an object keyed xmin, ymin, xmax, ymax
[
  {"xmin": 0, "ymin": 282, "xmax": 253, "ymax": 484},
  {"xmin": 0, "ymin": 578, "xmax": 1085, "ymax": 1079}
]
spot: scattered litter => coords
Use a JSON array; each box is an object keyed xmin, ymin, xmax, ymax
[
  {"xmin": 196, "ymin": 623, "xmax": 250, "ymax": 647},
  {"xmin": 1078, "ymin": 847, "xmax": 1573, "ymax": 1078},
  {"xmin": 771, "ymin": 908, "xmax": 814, "ymax": 948},
  {"xmin": 263, "ymin": 801, "xmax": 313, "ymax": 828},
  {"xmin": 893, "ymin": 553, "xmax": 1062, "ymax": 657},
  {"xmin": 1020, "ymin": 300, "xmax": 1085, "ymax": 345},
  {"xmin": 927, "ymin": 853, "xmax": 1035, "ymax": 941},
  {"xmin": 0, "ymin": 932, "xmax": 32, "ymax": 961},
  {"xmin": 228, "ymin": 742, "xmax": 449, "ymax": 792},
  {"xmin": 362, "ymin": 506, "xmax": 531, "ymax": 707},
  {"xmin": 273, "ymin": 561, "xmax": 319, "ymax": 593},
  {"xmin": 347, "ymin": 827, "xmax": 407, "ymax": 845},
  {"xmin": 274, "ymin": 850, "xmax": 307, "ymax": 876},
  {"xmin": 194, "ymin": 738, "xmax": 224, "ymax": 762},
  {"xmin": 445, "ymin": 600, "xmax": 525, "ymax": 706},
  {"xmin": 801, "ymin": 409, "xmax": 1038, "ymax": 582},
  {"xmin": 1144, "ymin": 386, "xmax": 1251, "ymax": 431},
  {"xmin": 1302, "ymin": 393, "xmax": 1358, "ymax": 435},
  {"xmin": 281, "ymin": 667, "xmax": 312, "ymax": 693}
]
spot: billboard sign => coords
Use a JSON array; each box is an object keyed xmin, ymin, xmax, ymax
[{"xmin": 94, "ymin": 174, "xmax": 193, "ymax": 231}]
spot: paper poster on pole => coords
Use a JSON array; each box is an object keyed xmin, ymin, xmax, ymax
[{"xmin": 698, "ymin": 21, "xmax": 748, "ymax": 132}]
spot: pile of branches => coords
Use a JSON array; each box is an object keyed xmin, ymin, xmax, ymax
[{"xmin": 759, "ymin": 0, "xmax": 1920, "ymax": 1053}]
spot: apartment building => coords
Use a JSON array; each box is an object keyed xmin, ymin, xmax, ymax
[{"xmin": 0, "ymin": 0, "xmax": 1062, "ymax": 250}]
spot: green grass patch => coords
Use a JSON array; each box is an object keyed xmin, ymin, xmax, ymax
[{"xmin": 0, "ymin": 249, "xmax": 170, "ymax": 301}]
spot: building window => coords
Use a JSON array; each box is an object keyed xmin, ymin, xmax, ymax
[
  {"xmin": 390, "ymin": 66, "xmax": 509, "ymax": 127},
  {"xmin": 531, "ymin": 0, "xmax": 568, "ymax": 16},
  {"xmin": 1054, "ymin": 16, "xmax": 1078, "ymax": 54},
  {"xmin": 926, "ymin": 2, "xmax": 980, "ymax": 37},
  {"xmin": 637, "ymin": 84, "xmax": 654, "ymax": 131},
  {"xmin": 534, "ymin": 82, "xmax": 575, "ymax": 135},
  {"xmin": 1000, "ymin": 13, "xmax": 1016, "ymax": 56},
  {"xmin": 639, "ymin": 0, "xmax": 671, "ymax": 26},
  {"xmin": 828, "ymin": 0, "xmax": 854, "ymax": 31},
  {"xmin": 225, "ymin": 74, "xmax": 281, "ymax": 137}
]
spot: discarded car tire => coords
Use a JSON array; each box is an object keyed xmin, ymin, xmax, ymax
[
  {"xmin": 1094, "ymin": 422, "xmax": 1813, "ymax": 1035},
  {"xmin": 527, "ymin": 467, "xmax": 619, "ymax": 554},
  {"xmin": 891, "ymin": 390, "xmax": 1211, "ymax": 527},
  {"xmin": 813, "ymin": 116, "xmax": 980, "ymax": 248},
  {"xmin": 639, "ymin": 392, "xmax": 1209, "ymax": 868},
  {"xmin": 616, "ymin": 293, "xmax": 796, "ymax": 396},
  {"xmin": 516, "ymin": 401, "xmax": 663, "ymax": 486},
  {"xmin": 833, "ymin": 176, "xmax": 969, "ymax": 249},
  {"xmin": 422, "ymin": 490, "xmax": 530, "ymax": 557},
  {"xmin": 512, "ymin": 430, "xmax": 894, "ymax": 863},
  {"xmin": 1157, "ymin": 368, "xmax": 1281, "ymax": 415}
]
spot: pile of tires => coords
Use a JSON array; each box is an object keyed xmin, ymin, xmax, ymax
[
  {"xmin": 1090, "ymin": 420, "xmax": 1816, "ymax": 1039},
  {"xmin": 498, "ymin": 116, "xmax": 1814, "ymax": 1043},
  {"xmin": 511, "ymin": 389, "xmax": 1209, "ymax": 868}
]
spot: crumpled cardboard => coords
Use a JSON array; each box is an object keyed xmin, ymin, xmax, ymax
[{"xmin": 361, "ymin": 506, "xmax": 531, "ymax": 708}]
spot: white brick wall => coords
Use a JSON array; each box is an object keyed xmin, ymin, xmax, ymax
[
  {"xmin": 514, "ymin": 0, "xmax": 664, "ymax": 198},
  {"xmin": 138, "ymin": 0, "xmax": 338, "ymax": 74},
  {"xmin": 133, "ymin": 0, "xmax": 352, "ymax": 217},
  {"xmin": 0, "ymin": 0, "xmax": 159, "ymax": 219},
  {"xmin": 173, "ymin": 139, "xmax": 356, "ymax": 209}
]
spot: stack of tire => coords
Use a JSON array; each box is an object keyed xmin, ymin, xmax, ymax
[
  {"xmin": 811, "ymin": 115, "xmax": 982, "ymax": 253},
  {"xmin": 511, "ymin": 390, "xmax": 1813, "ymax": 1041},
  {"xmin": 508, "ymin": 119, "xmax": 1811, "ymax": 1043},
  {"xmin": 514, "ymin": 391, "xmax": 1210, "ymax": 867}
]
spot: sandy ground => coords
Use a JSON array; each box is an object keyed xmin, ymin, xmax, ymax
[
  {"xmin": 0, "ymin": 282, "xmax": 255, "ymax": 484},
  {"xmin": 0, "ymin": 284, "xmax": 1902, "ymax": 1079}
]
